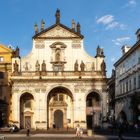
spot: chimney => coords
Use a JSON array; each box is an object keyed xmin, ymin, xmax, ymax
[
  {"xmin": 121, "ymin": 45, "xmax": 131, "ymax": 55},
  {"xmin": 135, "ymin": 28, "xmax": 140, "ymax": 41}
]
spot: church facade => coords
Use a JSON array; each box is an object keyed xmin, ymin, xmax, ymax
[{"xmin": 10, "ymin": 9, "xmax": 107, "ymax": 129}]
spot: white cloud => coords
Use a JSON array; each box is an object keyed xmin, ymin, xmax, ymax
[
  {"xmin": 96, "ymin": 15, "xmax": 126, "ymax": 30},
  {"xmin": 96, "ymin": 15, "xmax": 114, "ymax": 25},
  {"xmin": 112, "ymin": 37, "xmax": 130, "ymax": 46},
  {"xmin": 111, "ymin": 57, "xmax": 116, "ymax": 62},
  {"xmin": 124, "ymin": 0, "xmax": 137, "ymax": 7},
  {"xmin": 106, "ymin": 21, "xmax": 119, "ymax": 30}
]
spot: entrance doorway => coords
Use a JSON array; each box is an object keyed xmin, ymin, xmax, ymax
[
  {"xmin": 86, "ymin": 92, "xmax": 101, "ymax": 128},
  {"xmin": 54, "ymin": 110, "xmax": 63, "ymax": 128},
  {"xmin": 47, "ymin": 86, "xmax": 74, "ymax": 129},
  {"xmin": 25, "ymin": 116, "xmax": 31, "ymax": 129}
]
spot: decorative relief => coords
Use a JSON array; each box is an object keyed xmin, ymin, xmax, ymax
[
  {"xmin": 41, "ymin": 88, "xmax": 46, "ymax": 93},
  {"xmin": 72, "ymin": 39, "xmax": 81, "ymax": 48},
  {"xmin": 40, "ymin": 26, "xmax": 77, "ymax": 38},
  {"xmin": 35, "ymin": 40, "xmax": 45, "ymax": 49}
]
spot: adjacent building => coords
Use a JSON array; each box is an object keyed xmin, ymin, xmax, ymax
[
  {"xmin": 107, "ymin": 69, "xmax": 115, "ymax": 123},
  {"xmin": 114, "ymin": 29, "xmax": 140, "ymax": 125},
  {"xmin": 10, "ymin": 9, "xmax": 108, "ymax": 129},
  {"xmin": 0, "ymin": 44, "xmax": 13, "ymax": 127}
]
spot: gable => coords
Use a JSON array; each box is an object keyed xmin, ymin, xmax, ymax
[
  {"xmin": 33, "ymin": 24, "xmax": 84, "ymax": 39},
  {"xmin": 0, "ymin": 44, "xmax": 13, "ymax": 53},
  {"xmin": 39, "ymin": 25, "xmax": 80, "ymax": 38},
  {"xmin": 40, "ymin": 25, "xmax": 78, "ymax": 38}
]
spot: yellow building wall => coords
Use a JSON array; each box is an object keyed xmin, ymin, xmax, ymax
[{"xmin": 0, "ymin": 44, "xmax": 13, "ymax": 124}]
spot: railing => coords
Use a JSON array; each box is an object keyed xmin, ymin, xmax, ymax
[{"xmin": 12, "ymin": 70, "xmax": 105, "ymax": 79}]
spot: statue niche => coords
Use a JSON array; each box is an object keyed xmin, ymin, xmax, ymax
[{"xmin": 55, "ymin": 48, "xmax": 61, "ymax": 62}]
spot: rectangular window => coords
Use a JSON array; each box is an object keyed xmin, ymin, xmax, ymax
[
  {"xmin": 0, "ymin": 72, "xmax": 4, "ymax": 79},
  {"xmin": 59, "ymin": 94, "xmax": 63, "ymax": 101},
  {"xmin": 138, "ymin": 57, "xmax": 140, "ymax": 64},
  {"xmin": 0, "ymin": 86, "xmax": 2, "ymax": 97},
  {"xmin": 126, "ymin": 81, "xmax": 128, "ymax": 92},
  {"xmin": 123, "ymin": 82, "xmax": 125, "ymax": 93},
  {"xmin": 0, "ymin": 57, "xmax": 4, "ymax": 62},
  {"xmin": 129, "ymin": 79, "xmax": 131, "ymax": 91},
  {"xmin": 134, "ymin": 77, "xmax": 136, "ymax": 89},
  {"xmin": 138, "ymin": 75, "xmax": 140, "ymax": 89}
]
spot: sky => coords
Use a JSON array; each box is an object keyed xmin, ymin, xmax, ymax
[{"xmin": 0, "ymin": 0, "xmax": 140, "ymax": 77}]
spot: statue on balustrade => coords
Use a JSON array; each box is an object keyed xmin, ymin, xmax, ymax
[
  {"xmin": 13, "ymin": 60, "xmax": 19, "ymax": 74},
  {"xmin": 74, "ymin": 60, "xmax": 78, "ymax": 71},
  {"xmin": 80, "ymin": 61, "xmax": 85, "ymax": 71},
  {"xmin": 42, "ymin": 60, "xmax": 46, "ymax": 72},
  {"xmin": 101, "ymin": 60, "xmax": 106, "ymax": 76},
  {"xmin": 36, "ymin": 60, "xmax": 40, "ymax": 71}
]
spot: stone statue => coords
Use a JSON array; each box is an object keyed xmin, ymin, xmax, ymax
[
  {"xmin": 13, "ymin": 60, "xmax": 19, "ymax": 73},
  {"xmin": 96, "ymin": 46, "xmax": 101, "ymax": 57},
  {"xmin": 80, "ymin": 61, "xmax": 85, "ymax": 71},
  {"xmin": 55, "ymin": 9, "xmax": 60, "ymax": 24},
  {"xmin": 74, "ymin": 60, "xmax": 78, "ymax": 71},
  {"xmin": 101, "ymin": 60, "xmax": 106, "ymax": 75},
  {"xmin": 42, "ymin": 60, "xmax": 46, "ymax": 72},
  {"xmin": 92, "ymin": 62, "xmax": 95, "ymax": 71},
  {"xmin": 55, "ymin": 49, "xmax": 61, "ymax": 61},
  {"xmin": 36, "ymin": 60, "xmax": 40, "ymax": 71},
  {"xmin": 25, "ymin": 62, "xmax": 28, "ymax": 71},
  {"xmin": 12, "ymin": 47, "xmax": 20, "ymax": 57}
]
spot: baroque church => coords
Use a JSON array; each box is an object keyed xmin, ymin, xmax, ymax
[{"xmin": 10, "ymin": 9, "xmax": 107, "ymax": 129}]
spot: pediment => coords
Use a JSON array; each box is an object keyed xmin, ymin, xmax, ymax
[
  {"xmin": 0, "ymin": 44, "xmax": 13, "ymax": 53},
  {"xmin": 37, "ymin": 25, "xmax": 80, "ymax": 38}
]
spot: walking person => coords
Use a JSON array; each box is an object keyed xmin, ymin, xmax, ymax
[
  {"xmin": 26, "ymin": 128, "xmax": 30, "ymax": 136},
  {"xmin": 76, "ymin": 124, "xmax": 80, "ymax": 138},
  {"xmin": 80, "ymin": 126, "xmax": 83, "ymax": 138},
  {"xmin": 118, "ymin": 122, "xmax": 123, "ymax": 140}
]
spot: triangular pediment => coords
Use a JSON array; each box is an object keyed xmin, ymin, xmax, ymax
[
  {"xmin": 40, "ymin": 25, "xmax": 78, "ymax": 38},
  {"xmin": 33, "ymin": 24, "xmax": 84, "ymax": 39},
  {"xmin": 0, "ymin": 44, "xmax": 13, "ymax": 53}
]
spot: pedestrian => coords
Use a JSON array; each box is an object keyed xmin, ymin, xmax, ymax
[
  {"xmin": 26, "ymin": 128, "xmax": 30, "ymax": 136},
  {"xmin": 76, "ymin": 124, "xmax": 80, "ymax": 137},
  {"xmin": 118, "ymin": 123, "xmax": 123, "ymax": 140},
  {"xmin": 80, "ymin": 126, "xmax": 83, "ymax": 138}
]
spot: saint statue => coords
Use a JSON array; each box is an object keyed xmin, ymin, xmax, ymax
[
  {"xmin": 13, "ymin": 60, "xmax": 19, "ymax": 73},
  {"xmin": 80, "ymin": 61, "xmax": 85, "ymax": 71},
  {"xmin": 42, "ymin": 60, "xmax": 46, "ymax": 72},
  {"xmin": 74, "ymin": 60, "xmax": 78, "ymax": 71},
  {"xmin": 101, "ymin": 60, "xmax": 106, "ymax": 75},
  {"xmin": 36, "ymin": 60, "xmax": 40, "ymax": 71}
]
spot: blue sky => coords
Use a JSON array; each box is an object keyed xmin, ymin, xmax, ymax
[{"xmin": 0, "ymin": 0, "xmax": 140, "ymax": 77}]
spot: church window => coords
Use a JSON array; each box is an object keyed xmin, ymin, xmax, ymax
[
  {"xmin": 24, "ymin": 100, "xmax": 32, "ymax": 108},
  {"xmin": 0, "ymin": 57, "xmax": 4, "ymax": 62}
]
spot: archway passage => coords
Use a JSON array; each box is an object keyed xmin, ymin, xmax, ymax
[
  {"xmin": 54, "ymin": 110, "xmax": 63, "ymax": 128},
  {"xmin": 47, "ymin": 86, "xmax": 74, "ymax": 129},
  {"xmin": 118, "ymin": 111, "xmax": 127, "ymax": 122},
  {"xmin": 86, "ymin": 92, "xmax": 101, "ymax": 129},
  {"xmin": 20, "ymin": 93, "xmax": 34, "ymax": 129}
]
